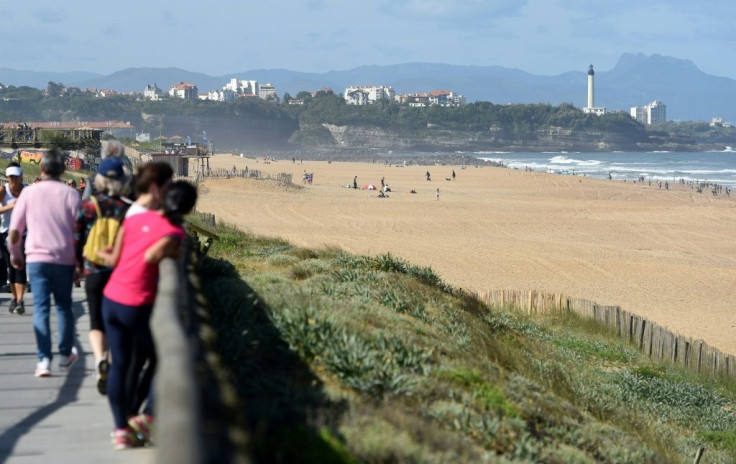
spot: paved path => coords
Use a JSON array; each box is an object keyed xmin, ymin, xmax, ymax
[{"xmin": 0, "ymin": 284, "xmax": 154, "ymax": 463}]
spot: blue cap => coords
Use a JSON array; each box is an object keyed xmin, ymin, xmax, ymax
[{"xmin": 98, "ymin": 157, "xmax": 124, "ymax": 178}]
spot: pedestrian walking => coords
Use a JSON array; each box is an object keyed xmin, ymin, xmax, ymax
[
  {"xmin": 9, "ymin": 149, "xmax": 81, "ymax": 378},
  {"xmin": 0, "ymin": 162, "xmax": 27, "ymax": 315},
  {"xmin": 436, "ymin": 188, "xmax": 440, "ymax": 200},
  {"xmin": 75, "ymin": 157, "xmax": 131, "ymax": 395}
]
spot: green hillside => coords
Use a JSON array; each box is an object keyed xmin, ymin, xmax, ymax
[{"xmin": 198, "ymin": 221, "xmax": 736, "ymax": 463}]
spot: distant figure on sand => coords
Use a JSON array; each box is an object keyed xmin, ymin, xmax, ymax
[
  {"xmin": 353, "ymin": 176, "xmax": 358, "ymax": 189},
  {"xmin": 426, "ymin": 171, "xmax": 431, "ymax": 181},
  {"xmin": 452, "ymin": 170, "xmax": 456, "ymax": 180},
  {"xmin": 436, "ymin": 188, "xmax": 440, "ymax": 200}
]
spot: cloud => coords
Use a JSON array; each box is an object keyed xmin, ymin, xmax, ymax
[{"xmin": 33, "ymin": 8, "xmax": 64, "ymax": 24}]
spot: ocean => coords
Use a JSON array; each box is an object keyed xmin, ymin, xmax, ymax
[{"xmin": 476, "ymin": 148, "xmax": 736, "ymax": 187}]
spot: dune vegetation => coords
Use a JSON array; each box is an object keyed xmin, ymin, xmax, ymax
[{"xmin": 197, "ymin": 220, "xmax": 736, "ymax": 463}]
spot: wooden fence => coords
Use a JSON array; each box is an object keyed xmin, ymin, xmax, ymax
[
  {"xmin": 200, "ymin": 168, "xmax": 293, "ymax": 185},
  {"xmin": 475, "ymin": 289, "xmax": 736, "ymax": 381}
]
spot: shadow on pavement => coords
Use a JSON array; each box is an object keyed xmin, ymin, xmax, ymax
[{"xmin": 0, "ymin": 299, "xmax": 87, "ymax": 463}]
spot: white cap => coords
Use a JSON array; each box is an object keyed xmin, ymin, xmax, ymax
[{"xmin": 5, "ymin": 166, "xmax": 22, "ymax": 177}]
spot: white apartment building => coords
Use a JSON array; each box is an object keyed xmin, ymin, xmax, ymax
[
  {"xmin": 258, "ymin": 83, "xmax": 278, "ymax": 101},
  {"xmin": 224, "ymin": 78, "xmax": 259, "ymax": 96},
  {"xmin": 207, "ymin": 89, "xmax": 236, "ymax": 102},
  {"xmin": 396, "ymin": 90, "xmax": 466, "ymax": 107},
  {"xmin": 344, "ymin": 85, "xmax": 395, "ymax": 105},
  {"xmin": 169, "ymin": 82, "xmax": 198, "ymax": 100},
  {"xmin": 630, "ymin": 100, "xmax": 666, "ymax": 125},
  {"xmin": 143, "ymin": 83, "xmax": 165, "ymax": 100}
]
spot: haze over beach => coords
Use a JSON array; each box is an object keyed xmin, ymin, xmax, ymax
[{"xmin": 199, "ymin": 154, "xmax": 736, "ymax": 355}]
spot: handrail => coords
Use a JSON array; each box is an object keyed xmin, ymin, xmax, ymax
[
  {"xmin": 150, "ymin": 257, "xmax": 204, "ymax": 463},
  {"xmin": 151, "ymin": 236, "xmax": 250, "ymax": 463}
]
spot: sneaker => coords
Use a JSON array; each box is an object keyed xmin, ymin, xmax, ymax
[
  {"xmin": 128, "ymin": 414, "xmax": 154, "ymax": 445},
  {"xmin": 14, "ymin": 301, "xmax": 24, "ymax": 315},
  {"xmin": 35, "ymin": 358, "xmax": 51, "ymax": 377},
  {"xmin": 111, "ymin": 428, "xmax": 136, "ymax": 450},
  {"xmin": 59, "ymin": 347, "xmax": 78, "ymax": 369},
  {"xmin": 8, "ymin": 300, "xmax": 16, "ymax": 314},
  {"xmin": 96, "ymin": 358, "xmax": 109, "ymax": 395}
]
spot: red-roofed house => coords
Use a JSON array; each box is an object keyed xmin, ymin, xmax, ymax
[{"xmin": 169, "ymin": 82, "xmax": 198, "ymax": 100}]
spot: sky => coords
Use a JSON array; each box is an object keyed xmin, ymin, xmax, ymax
[{"xmin": 1, "ymin": 0, "xmax": 735, "ymax": 79}]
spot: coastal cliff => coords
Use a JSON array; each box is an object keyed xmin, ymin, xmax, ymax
[{"xmin": 296, "ymin": 122, "xmax": 715, "ymax": 153}]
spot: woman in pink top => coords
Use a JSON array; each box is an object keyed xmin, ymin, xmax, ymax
[{"xmin": 97, "ymin": 181, "xmax": 197, "ymax": 450}]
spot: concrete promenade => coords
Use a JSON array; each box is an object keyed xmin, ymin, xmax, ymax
[{"xmin": 0, "ymin": 285, "xmax": 154, "ymax": 463}]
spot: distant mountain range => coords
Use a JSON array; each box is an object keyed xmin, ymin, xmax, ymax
[{"xmin": 1, "ymin": 53, "xmax": 734, "ymax": 122}]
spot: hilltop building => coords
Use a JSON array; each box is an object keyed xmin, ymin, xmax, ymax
[
  {"xmin": 630, "ymin": 100, "xmax": 666, "ymax": 125},
  {"xmin": 258, "ymin": 83, "xmax": 278, "ymax": 101},
  {"xmin": 202, "ymin": 78, "xmax": 278, "ymax": 102},
  {"xmin": 169, "ymin": 82, "xmax": 198, "ymax": 100},
  {"xmin": 395, "ymin": 90, "xmax": 466, "ymax": 107},
  {"xmin": 144, "ymin": 83, "xmax": 165, "ymax": 101},
  {"xmin": 206, "ymin": 89, "xmax": 236, "ymax": 102},
  {"xmin": 582, "ymin": 65, "xmax": 606, "ymax": 116},
  {"xmin": 344, "ymin": 86, "xmax": 395, "ymax": 105},
  {"xmin": 224, "ymin": 78, "xmax": 258, "ymax": 96}
]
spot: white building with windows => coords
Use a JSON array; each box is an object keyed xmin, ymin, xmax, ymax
[
  {"xmin": 143, "ymin": 83, "xmax": 165, "ymax": 100},
  {"xmin": 169, "ymin": 82, "xmax": 198, "ymax": 100},
  {"xmin": 344, "ymin": 85, "xmax": 395, "ymax": 105},
  {"xmin": 630, "ymin": 100, "xmax": 667, "ymax": 125},
  {"xmin": 224, "ymin": 78, "xmax": 259, "ymax": 96},
  {"xmin": 258, "ymin": 83, "xmax": 278, "ymax": 101},
  {"xmin": 207, "ymin": 89, "xmax": 236, "ymax": 102}
]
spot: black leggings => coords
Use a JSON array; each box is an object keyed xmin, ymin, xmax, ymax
[
  {"xmin": 102, "ymin": 296, "xmax": 154, "ymax": 429},
  {"xmin": 1, "ymin": 233, "xmax": 26, "ymax": 285},
  {"xmin": 85, "ymin": 271, "xmax": 111, "ymax": 332}
]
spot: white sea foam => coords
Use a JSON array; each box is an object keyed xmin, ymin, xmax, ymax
[{"xmin": 548, "ymin": 156, "xmax": 602, "ymax": 166}]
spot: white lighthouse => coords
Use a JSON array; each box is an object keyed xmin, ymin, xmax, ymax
[
  {"xmin": 587, "ymin": 64, "xmax": 594, "ymax": 108},
  {"xmin": 583, "ymin": 64, "xmax": 606, "ymax": 116}
]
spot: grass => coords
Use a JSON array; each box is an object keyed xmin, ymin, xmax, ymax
[{"xmin": 198, "ymin": 220, "xmax": 736, "ymax": 463}]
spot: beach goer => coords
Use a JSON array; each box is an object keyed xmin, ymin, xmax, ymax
[
  {"xmin": 9, "ymin": 149, "xmax": 81, "ymax": 377},
  {"xmin": 452, "ymin": 170, "xmax": 456, "ymax": 180},
  {"xmin": 0, "ymin": 163, "xmax": 27, "ymax": 314},
  {"xmin": 98, "ymin": 180, "xmax": 197, "ymax": 450},
  {"xmin": 353, "ymin": 176, "xmax": 358, "ymax": 189},
  {"xmin": 75, "ymin": 157, "xmax": 131, "ymax": 395},
  {"xmin": 426, "ymin": 171, "xmax": 431, "ymax": 181},
  {"xmin": 436, "ymin": 187, "xmax": 440, "ymax": 200}
]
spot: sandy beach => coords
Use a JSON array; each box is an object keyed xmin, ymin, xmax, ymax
[{"xmin": 197, "ymin": 154, "xmax": 736, "ymax": 355}]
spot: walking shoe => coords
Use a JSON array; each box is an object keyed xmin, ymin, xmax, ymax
[
  {"xmin": 59, "ymin": 347, "xmax": 78, "ymax": 369},
  {"xmin": 128, "ymin": 414, "xmax": 154, "ymax": 445},
  {"xmin": 14, "ymin": 301, "xmax": 24, "ymax": 315},
  {"xmin": 96, "ymin": 358, "xmax": 109, "ymax": 395},
  {"xmin": 8, "ymin": 299, "xmax": 16, "ymax": 314},
  {"xmin": 35, "ymin": 358, "xmax": 51, "ymax": 377},
  {"xmin": 111, "ymin": 428, "xmax": 137, "ymax": 450}
]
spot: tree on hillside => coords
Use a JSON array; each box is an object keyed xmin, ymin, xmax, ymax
[{"xmin": 45, "ymin": 81, "xmax": 65, "ymax": 98}]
